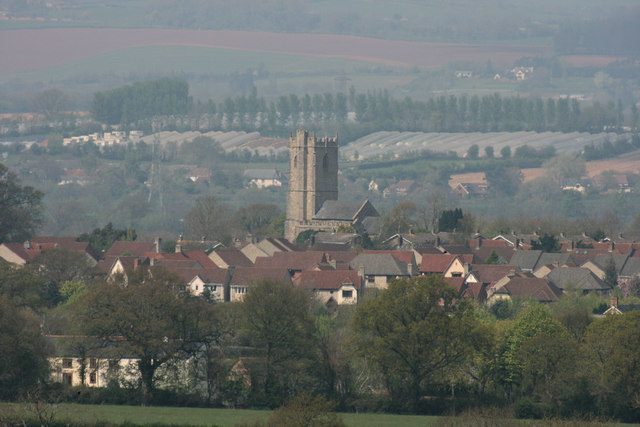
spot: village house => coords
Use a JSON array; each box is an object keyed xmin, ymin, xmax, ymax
[
  {"xmin": 243, "ymin": 168, "xmax": 284, "ymax": 189},
  {"xmin": 0, "ymin": 236, "xmax": 98, "ymax": 266},
  {"xmin": 240, "ymin": 237, "xmax": 297, "ymax": 263},
  {"xmin": 293, "ymin": 269, "xmax": 363, "ymax": 307},
  {"xmin": 488, "ymin": 275, "xmax": 562, "ymax": 305},
  {"xmin": 186, "ymin": 167, "xmax": 213, "ymax": 184},
  {"xmin": 420, "ymin": 253, "xmax": 469, "ymax": 277},
  {"xmin": 349, "ymin": 252, "xmax": 413, "ymax": 289},
  {"xmin": 453, "ymin": 182, "xmax": 489, "ymax": 197},
  {"xmin": 382, "ymin": 180, "xmax": 420, "ymax": 198},
  {"xmin": 47, "ymin": 335, "xmax": 139, "ymax": 388},
  {"xmin": 208, "ymin": 248, "xmax": 253, "ymax": 269}
]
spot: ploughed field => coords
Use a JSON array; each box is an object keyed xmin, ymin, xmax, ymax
[{"xmin": 0, "ymin": 28, "xmax": 547, "ymax": 76}]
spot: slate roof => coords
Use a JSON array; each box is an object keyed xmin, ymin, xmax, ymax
[
  {"xmin": 591, "ymin": 254, "xmax": 630, "ymax": 275},
  {"xmin": 620, "ymin": 257, "xmax": 640, "ymax": 278},
  {"xmin": 349, "ymin": 253, "xmax": 410, "ymax": 276},
  {"xmin": 210, "ymin": 248, "xmax": 253, "ymax": 267},
  {"xmin": 547, "ymin": 267, "xmax": 610, "ymax": 291},
  {"xmin": 509, "ymin": 250, "xmax": 542, "ymax": 271},
  {"xmin": 293, "ymin": 270, "xmax": 361, "ymax": 291},
  {"xmin": 363, "ymin": 250, "xmax": 416, "ymax": 267},
  {"xmin": 243, "ymin": 169, "xmax": 281, "ymax": 180},
  {"xmin": 537, "ymin": 252, "xmax": 573, "ymax": 268},
  {"xmin": 314, "ymin": 200, "xmax": 376, "ymax": 221}
]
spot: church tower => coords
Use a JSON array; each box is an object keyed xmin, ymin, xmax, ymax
[{"xmin": 285, "ymin": 129, "xmax": 338, "ymax": 241}]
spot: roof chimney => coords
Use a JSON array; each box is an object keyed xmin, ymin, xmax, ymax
[
  {"xmin": 23, "ymin": 240, "xmax": 32, "ymax": 250},
  {"xmin": 610, "ymin": 296, "xmax": 619, "ymax": 308},
  {"xmin": 154, "ymin": 237, "xmax": 162, "ymax": 253}
]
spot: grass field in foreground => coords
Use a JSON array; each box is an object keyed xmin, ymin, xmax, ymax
[
  {"xmin": 0, "ymin": 403, "xmax": 438, "ymax": 427},
  {"xmin": 0, "ymin": 403, "xmax": 633, "ymax": 427}
]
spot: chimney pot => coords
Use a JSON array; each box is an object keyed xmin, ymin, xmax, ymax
[{"xmin": 154, "ymin": 237, "xmax": 162, "ymax": 253}]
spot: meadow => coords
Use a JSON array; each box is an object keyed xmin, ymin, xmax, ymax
[{"xmin": 0, "ymin": 403, "xmax": 631, "ymax": 427}]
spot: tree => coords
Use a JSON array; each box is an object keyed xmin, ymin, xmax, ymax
[
  {"xmin": 0, "ymin": 260, "xmax": 47, "ymax": 310},
  {"xmin": 79, "ymin": 271, "xmax": 219, "ymax": 404},
  {"xmin": 484, "ymin": 146, "xmax": 494, "ymax": 158},
  {"xmin": 486, "ymin": 250, "xmax": 504, "ymax": 264},
  {"xmin": 77, "ymin": 222, "xmax": 136, "ymax": 255},
  {"xmin": 33, "ymin": 88, "xmax": 69, "ymax": 119},
  {"xmin": 603, "ymin": 256, "xmax": 618, "ymax": 288},
  {"xmin": 0, "ymin": 163, "xmax": 43, "ymax": 242},
  {"xmin": 531, "ymin": 233, "xmax": 561, "ymax": 253},
  {"xmin": 438, "ymin": 208, "xmax": 463, "ymax": 232},
  {"xmin": 241, "ymin": 280, "xmax": 317, "ymax": 407},
  {"xmin": 235, "ymin": 204, "xmax": 281, "ymax": 236},
  {"xmin": 467, "ymin": 144, "xmax": 479, "ymax": 159},
  {"xmin": 185, "ymin": 196, "xmax": 233, "ymax": 245},
  {"xmin": 382, "ymin": 201, "xmax": 417, "ymax": 236},
  {"xmin": 0, "ymin": 296, "xmax": 51, "ymax": 400},
  {"xmin": 543, "ymin": 155, "xmax": 586, "ymax": 184},
  {"xmin": 354, "ymin": 276, "xmax": 487, "ymax": 412},
  {"xmin": 500, "ymin": 146, "xmax": 511, "ymax": 159},
  {"xmin": 498, "ymin": 305, "xmax": 568, "ymax": 398},
  {"xmin": 583, "ymin": 313, "xmax": 640, "ymax": 421},
  {"xmin": 485, "ymin": 165, "xmax": 522, "ymax": 196}
]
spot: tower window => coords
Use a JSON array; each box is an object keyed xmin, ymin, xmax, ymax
[
  {"xmin": 322, "ymin": 154, "xmax": 328, "ymax": 171},
  {"xmin": 293, "ymin": 155, "xmax": 298, "ymax": 169}
]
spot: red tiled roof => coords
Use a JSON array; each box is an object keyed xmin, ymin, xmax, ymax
[
  {"xmin": 420, "ymin": 254, "xmax": 457, "ymax": 273},
  {"xmin": 230, "ymin": 267, "xmax": 291, "ymax": 287},
  {"xmin": 105, "ymin": 241, "xmax": 155, "ymax": 258},
  {"xmin": 254, "ymin": 251, "xmax": 331, "ymax": 271},
  {"xmin": 2, "ymin": 237, "xmax": 96, "ymax": 263},
  {"xmin": 293, "ymin": 270, "xmax": 361, "ymax": 291},
  {"xmin": 498, "ymin": 277, "xmax": 561, "ymax": 302},
  {"xmin": 469, "ymin": 264, "xmax": 515, "ymax": 284},
  {"xmin": 472, "ymin": 246, "xmax": 515, "ymax": 263},
  {"xmin": 443, "ymin": 276, "xmax": 465, "ymax": 292},
  {"xmin": 465, "ymin": 282, "xmax": 487, "ymax": 302}
]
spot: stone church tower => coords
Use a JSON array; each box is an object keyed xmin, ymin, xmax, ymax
[{"xmin": 285, "ymin": 129, "xmax": 339, "ymax": 241}]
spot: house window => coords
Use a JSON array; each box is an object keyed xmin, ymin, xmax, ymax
[
  {"xmin": 342, "ymin": 290, "xmax": 353, "ymax": 299},
  {"xmin": 89, "ymin": 371, "xmax": 97, "ymax": 384},
  {"xmin": 195, "ymin": 285, "xmax": 199, "ymax": 291},
  {"xmin": 367, "ymin": 276, "xmax": 375, "ymax": 284},
  {"xmin": 62, "ymin": 358, "xmax": 73, "ymax": 369},
  {"xmin": 452, "ymin": 272, "xmax": 462, "ymax": 277},
  {"xmin": 89, "ymin": 358, "xmax": 97, "ymax": 369}
]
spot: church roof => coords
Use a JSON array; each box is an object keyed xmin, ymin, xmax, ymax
[{"xmin": 313, "ymin": 200, "xmax": 377, "ymax": 221}]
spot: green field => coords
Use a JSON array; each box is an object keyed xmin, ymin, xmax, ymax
[
  {"xmin": 0, "ymin": 403, "xmax": 438, "ymax": 427},
  {"xmin": 0, "ymin": 402, "xmax": 633, "ymax": 427}
]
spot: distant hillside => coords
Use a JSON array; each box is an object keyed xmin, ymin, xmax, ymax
[{"xmin": 1, "ymin": 0, "xmax": 637, "ymax": 44}]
